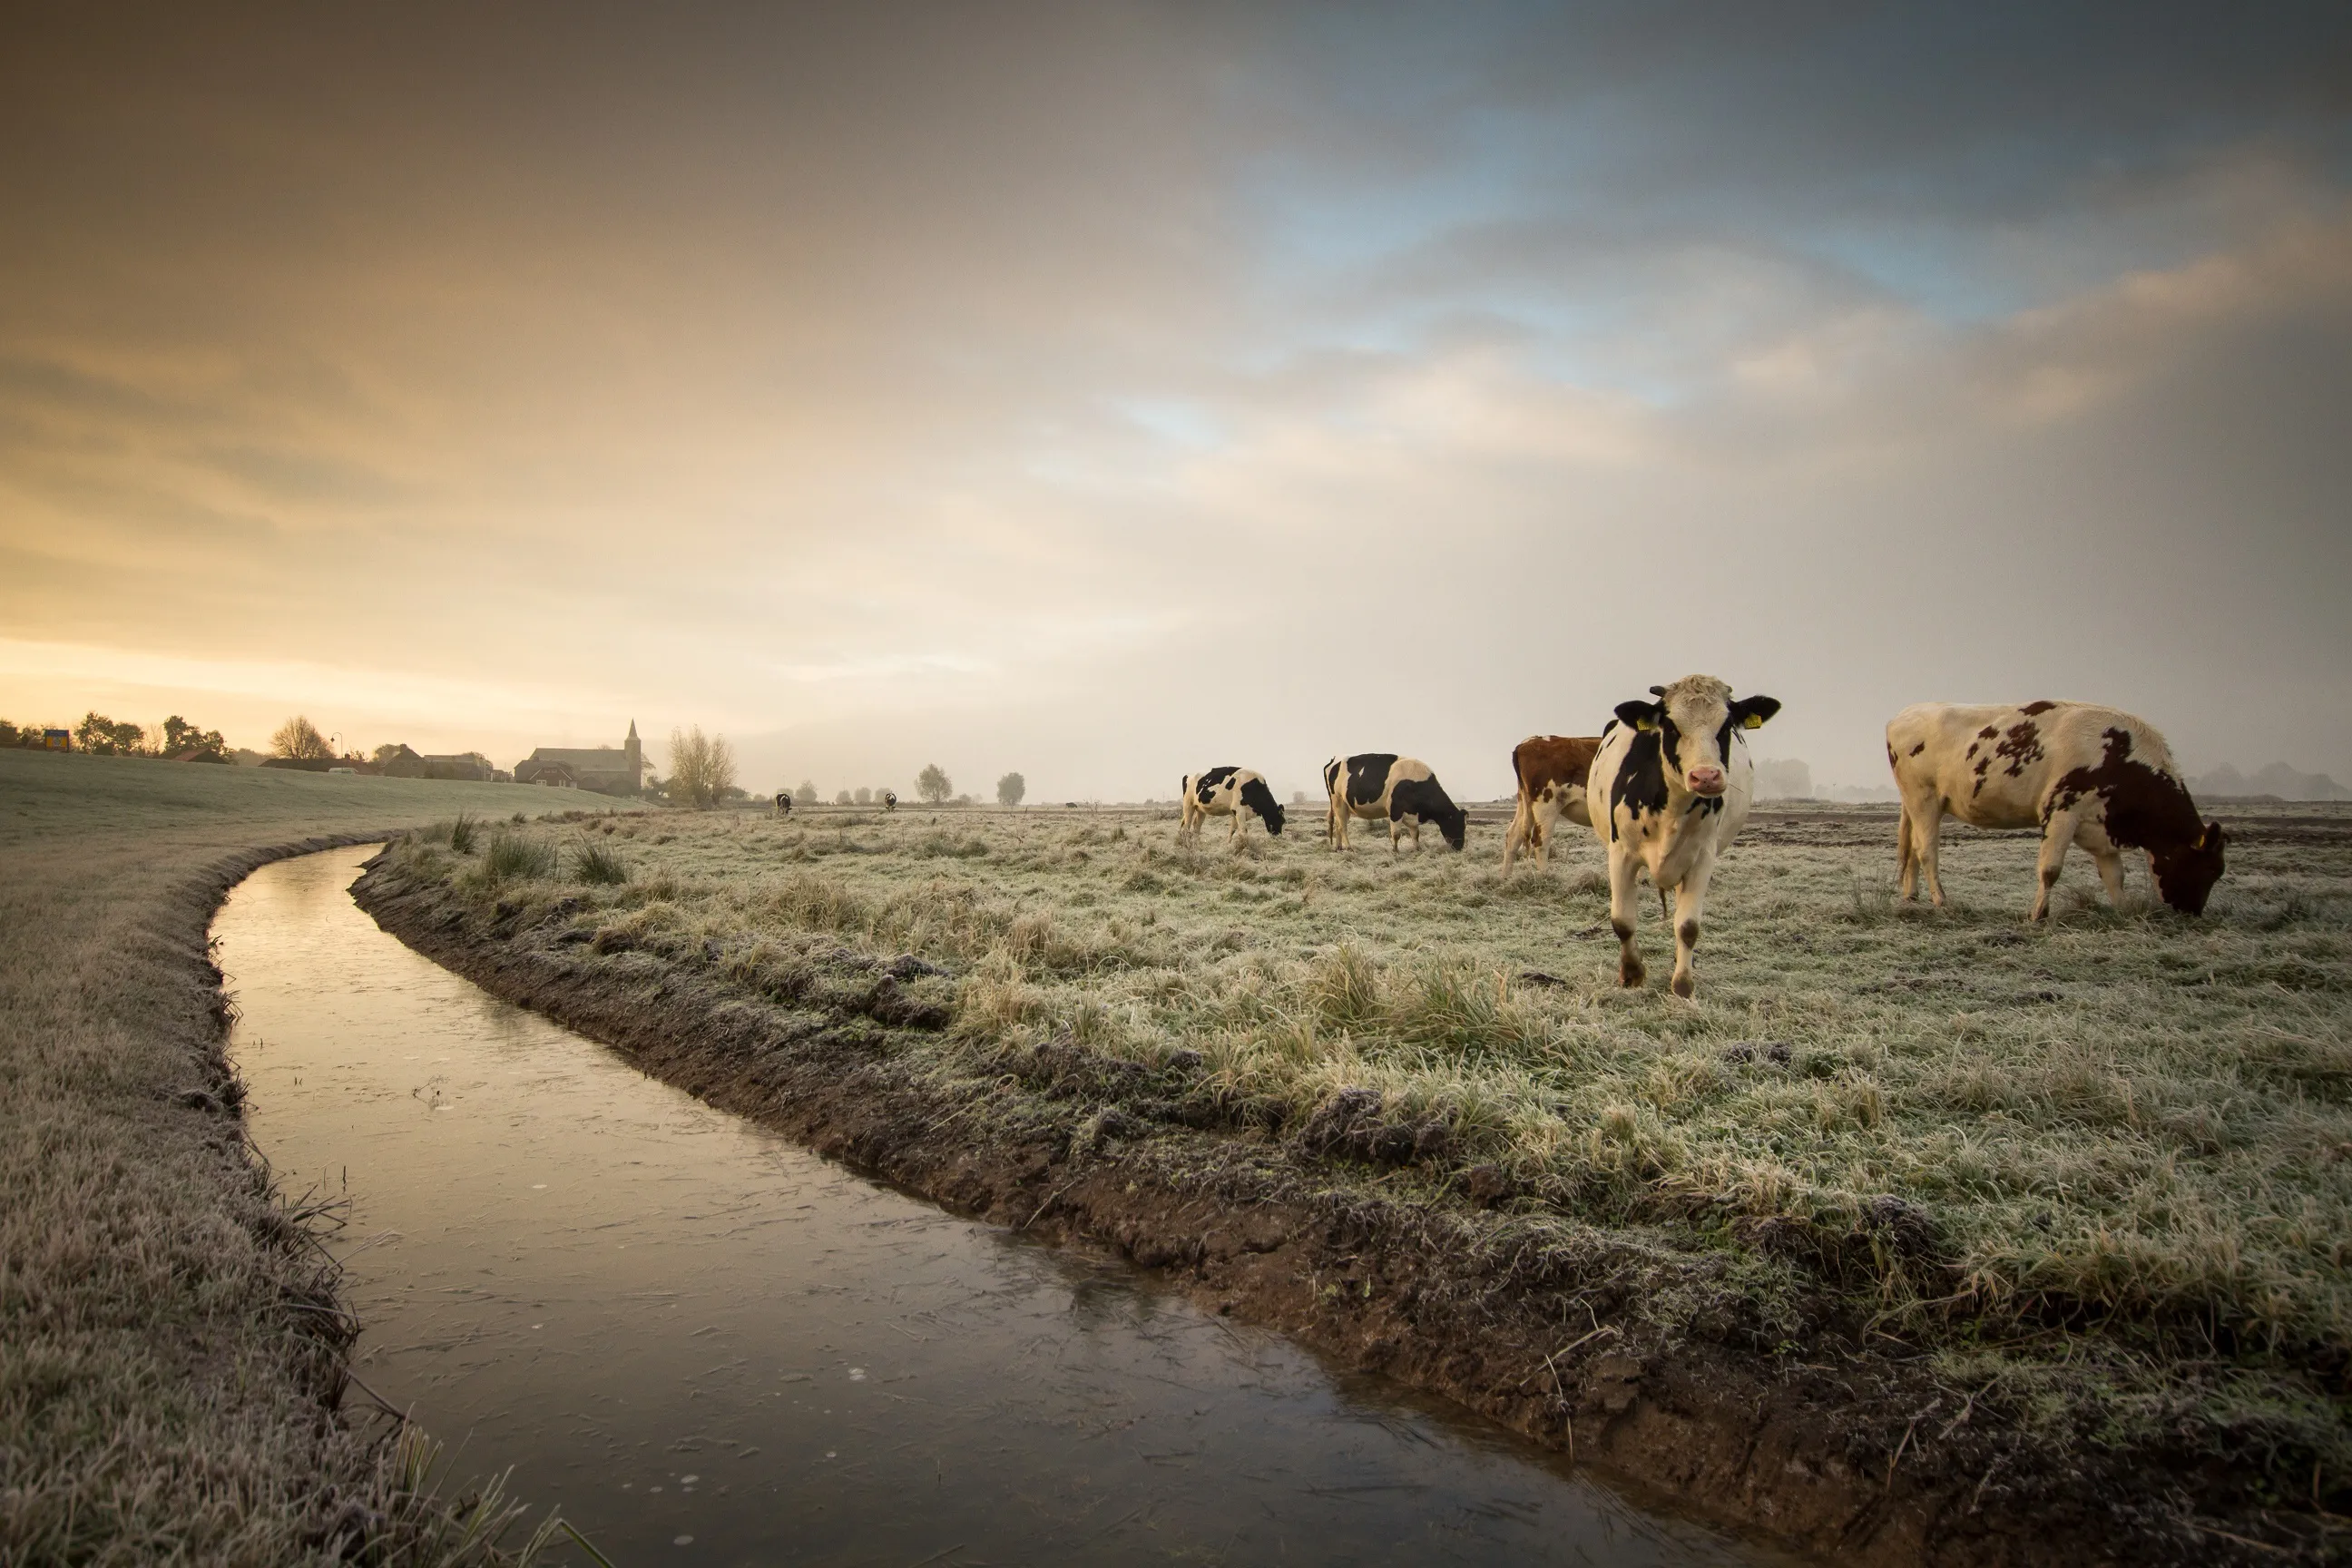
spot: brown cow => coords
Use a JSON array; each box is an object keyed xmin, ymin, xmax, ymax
[{"xmin": 1500, "ymin": 734, "xmax": 1602, "ymax": 875}]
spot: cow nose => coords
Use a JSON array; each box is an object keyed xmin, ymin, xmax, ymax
[{"xmin": 1687, "ymin": 767, "xmax": 1726, "ymax": 796}]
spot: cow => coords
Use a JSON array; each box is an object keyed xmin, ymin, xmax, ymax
[
  {"xmin": 773, "ymin": 790, "xmax": 793, "ymax": 818},
  {"xmin": 1886, "ymin": 701, "xmax": 2225, "ymax": 921},
  {"xmin": 1179, "ymin": 767, "xmax": 1286, "ymax": 845},
  {"xmin": 1500, "ymin": 734, "xmax": 1603, "ymax": 875},
  {"xmin": 881, "ymin": 789, "xmax": 898, "ymax": 813},
  {"xmin": 1586, "ymin": 675, "xmax": 1780, "ymax": 998},
  {"xmin": 1322, "ymin": 753, "xmax": 1467, "ymax": 853}
]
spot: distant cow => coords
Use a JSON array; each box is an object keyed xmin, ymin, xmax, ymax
[
  {"xmin": 881, "ymin": 789, "xmax": 898, "ymax": 813},
  {"xmin": 1500, "ymin": 734, "xmax": 1603, "ymax": 875},
  {"xmin": 1587, "ymin": 675, "xmax": 1779, "ymax": 997},
  {"xmin": 1886, "ymin": 701, "xmax": 2224, "ymax": 920},
  {"xmin": 1322, "ymin": 754, "xmax": 1467, "ymax": 852},
  {"xmin": 1179, "ymin": 767, "xmax": 1286, "ymax": 845},
  {"xmin": 773, "ymin": 790, "xmax": 793, "ymax": 818}
]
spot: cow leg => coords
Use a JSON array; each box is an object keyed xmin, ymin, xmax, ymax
[
  {"xmin": 2029, "ymin": 812, "xmax": 2079, "ymax": 921},
  {"xmin": 1502, "ymin": 797, "xmax": 1531, "ymax": 874},
  {"xmin": 1328, "ymin": 797, "xmax": 1347, "ymax": 851},
  {"xmin": 1896, "ymin": 805, "xmax": 1916, "ymax": 900},
  {"xmin": 1609, "ymin": 850, "xmax": 1646, "ymax": 987},
  {"xmin": 1533, "ymin": 799, "xmax": 1557, "ymax": 869},
  {"xmin": 2092, "ymin": 848, "xmax": 2127, "ymax": 906},
  {"xmin": 1916, "ymin": 804, "xmax": 1948, "ymax": 906},
  {"xmin": 1669, "ymin": 859, "xmax": 1716, "ymax": 999}
]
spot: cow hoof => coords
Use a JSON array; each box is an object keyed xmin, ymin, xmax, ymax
[
  {"xmin": 1619, "ymin": 962, "xmax": 1645, "ymax": 987},
  {"xmin": 1671, "ymin": 973, "xmax": 1695, "ymax": 999}
]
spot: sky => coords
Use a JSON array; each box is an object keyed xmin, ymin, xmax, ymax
[{"xmin": 5, "ymin": 3, "xmax": 2348, "ymax": 800}]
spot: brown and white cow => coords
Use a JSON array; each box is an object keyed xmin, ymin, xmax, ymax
[
  {"xmin": 1500, "ymin": 734, "xmax": 1603, "ymax": 875},
  {"xmin": 1323, "ymin": 753, "xmax": 1467, "ymax": 852},
  {"xmin": 1886, "ymin": 701, "xmax": 2224, "ymax": 920},
  {"xmin": 1179, "ymin": 766, "xmax": 1286, "ymax": 845},
  {"xmin": 1586, "ymin": 675, "xmax": 1779, "ymax": 998}
]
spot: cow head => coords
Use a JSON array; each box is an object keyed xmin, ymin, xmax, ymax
[
  {"xmin": 1240, "ymin": 776, "xmax": 1286, "ymax": 836},
  {"xmin": 2151, "ymin": 820, "xmax": 2226, "ymax": 915},
  {"xmin": 1612, "ymin": 676, "xmax": 1779, "ymax": 798},
  {"xmin": 1437, "ymin": 800, "xmax": 1467, "ymax": 850}
]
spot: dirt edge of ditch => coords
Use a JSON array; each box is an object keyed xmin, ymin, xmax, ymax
[{"xmin": 351, "ymin": 854, "xmax": 2324, "ymax": 1568}]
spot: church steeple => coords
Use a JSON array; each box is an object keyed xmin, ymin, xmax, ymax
[{"xmin": 625, "ymin": 720, "xmax": 642, "ymax": 794}]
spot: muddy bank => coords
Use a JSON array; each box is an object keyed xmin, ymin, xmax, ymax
[{"xmin": 351, "ymin": 850, "xmax": 2323, "ymax": 1566}]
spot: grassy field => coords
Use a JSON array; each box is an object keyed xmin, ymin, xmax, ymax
[
  {"xmin": 376, "ymin": 796, "xmax": 2352, "ymax": 1509},
  {"xmin": 0, "ymin": 748, "xmax": 631, "ymax": 1565}
]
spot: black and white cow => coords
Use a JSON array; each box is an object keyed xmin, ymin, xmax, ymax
[
  {"xmin": 1180, "ymin": 766, "xmax": 1286, "ymax": 845},
  {"xmin": 1886, "ymin": 701, "xmax": 2224, "ymax": 920},
  {"xmin": 1322, "ymin": 753, "xmax": 1467, "ymax": 852},
  {"xmin": 773, "ymin": 790, "xmax": 793, "ymax": 818},
  {"xmin": 881, "ymin": 789, "xmax": 898, "ymax": 813},
  {"xmin": 1586, "ymin": 675, "xmax": 1779, "ymax": 998}
]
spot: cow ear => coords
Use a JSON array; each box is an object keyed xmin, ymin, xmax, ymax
[
  {"xmin": 2200, "ymin": 820, "xmax": 2225, "ymax": 850},
  {"xmin": 1613, "ymin": 700, "xmax": 1661, "ymax": 731},
  {"xmin": 1732, "ymin": 695, "xmax": 1781, "ymax": 730}
]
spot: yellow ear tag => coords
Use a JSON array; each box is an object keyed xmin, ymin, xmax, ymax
[
  {"xmin": 1742, "ymin": 714, "xmax": 1765, "ymax": 730},
  {"xmin": 1637, "ymin": 717, "xmax": 1658, "ymax": 731}
]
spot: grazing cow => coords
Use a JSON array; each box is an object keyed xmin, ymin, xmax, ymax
[
  {"xmin": 1587, "ymin": 675, "xmax": 1780, "ymax": 998},
  {"xmin": 1180, "ymin": 767, "xmax": 1286, "ymax": 846},
  {"xmin": 1886, "ymin": 701, "xmax": 2225, "ymax": 920},
  {"xmin": 773, "ymin": 790, "xmax": 793, "ymax": 818},
  {"xmin": 881, "ymin": 789, "xmax": 898, "ymax": 812},
  {"xmin": 1322, "ymin": 753, "xmax": 1467, "ymax": 852},
  {"xmin": 1500, "ymin": 734, "xmax": 1603, "ymax": 875}
]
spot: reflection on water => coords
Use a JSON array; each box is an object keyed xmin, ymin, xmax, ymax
[{"xmin": 220, "ymin": 848, "xmax": 1780, "ymax": 1566}]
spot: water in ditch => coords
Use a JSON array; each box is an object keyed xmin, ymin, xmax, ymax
[{"xmin": 220, "ymin": 846, "xmax": 1788, "ymax": 1566}]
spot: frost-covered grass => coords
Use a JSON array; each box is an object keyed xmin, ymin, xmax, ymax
[{"xmin": 395, "ymin": 799, "xmax": 2352, "ymax": 1465}]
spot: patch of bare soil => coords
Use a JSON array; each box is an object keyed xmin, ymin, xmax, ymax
[{"xmin": 352, "ymin": 852, "xmax": 2338, "ymax": 1567}]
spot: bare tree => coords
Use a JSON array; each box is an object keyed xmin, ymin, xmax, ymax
[
  {"xmin": 995, "ymin": 771, "xmax": 1025, "ymax": 807},
  {"xmin": 271, "ymin": 715, "xmax": 334, "ymax": 760},
  {"xmin": 666, "ymin": 725, "xmax": 737, "ymax": 808},
  {"xmin": 916, "ymin": 763, "xmax": 952, "ymax": 804}
]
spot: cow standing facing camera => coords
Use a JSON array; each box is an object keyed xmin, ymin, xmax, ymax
[
  {"xmin": 1180, "ymin": 767, "xmax": 1286, "ymax": 846},
  {"xmin": 1886, "ymin": 701, "xmax": 2224, "ymax": 920},
  {"xmin": 1322, "ymin": 753, "xmax": 1467, "ymax": 852},
  {"xmin": 880, "ymin": 789, "xmax": 897, "ymax": 812},
  {"xmin": 1587, "ymin": 675, "xmax": 1779, "ymax": 998},
  {"xmin": 773, "ymin": 790, "xmax": 793, "ymax": 818}
]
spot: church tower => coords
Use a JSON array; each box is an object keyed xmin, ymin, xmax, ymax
[{"xmin": 625, "ymin": 720, "xmax": 642, "ymax": 795}]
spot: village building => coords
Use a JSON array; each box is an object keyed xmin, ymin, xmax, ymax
[
  {"xmin": 377, "ymin": 745, "xmax": 501, "ymax": 782},
  {"xmin": 513, "ymin": 721, "xmax": 643, "ymax": 797}
]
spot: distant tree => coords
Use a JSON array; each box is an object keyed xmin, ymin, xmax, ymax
[
  {"xmin": 854, "ymin": 786, "xmax": 871, "ymax": 806},
  {"xmin": 0, "ymin": 720, "xmax": 17, "ymax": 748},
  {"xmin": 272, "ymin": 715, "xmax": 334, "ymax": 760},
  {"xmin": 995, "ymin": 771, "xmax": 1026, "ymax": 807},
  {"xmin": 916, "ymin": 763, "xmax": 952, "ymax": 804},
  {"xmin": 642, "ymin": 773, "xmax": 669, "ymax": 802},
  {"xmin": 161, "ymin": 715, "xmax": 227, "ymax": 760},
  {"xmin": 796, "ymin": 779, "xmax": 818, "ymax": 810},
  {"xmin": 372, "ymin": 742, "xmax": 408, "ymax": 768},
  {"xmin": 1291, "ymin": 789, "xmax": 1308, "ymax": 806},
  {"xmin": 836, "ymin": 789, "xmax": 852, "ymax": 805},
  {"xmin": 666, "ymin": 726, "xmax": 737, "ymax": 809},
  {"xmin": 76, "ymin": 711, "xmax": 149, "ymax": 755}
]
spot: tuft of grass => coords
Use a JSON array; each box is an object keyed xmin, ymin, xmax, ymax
[
  {"xmin": 571, "ymin": 837, "xmax": 630, "ymax": 886},
  {"xmin": 480, "ymin": 830, "xmax": 558, "ymax": 885},
  {"xmin": 449, "ymin": 810, "xmax": 479, "ymax": 854}
]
